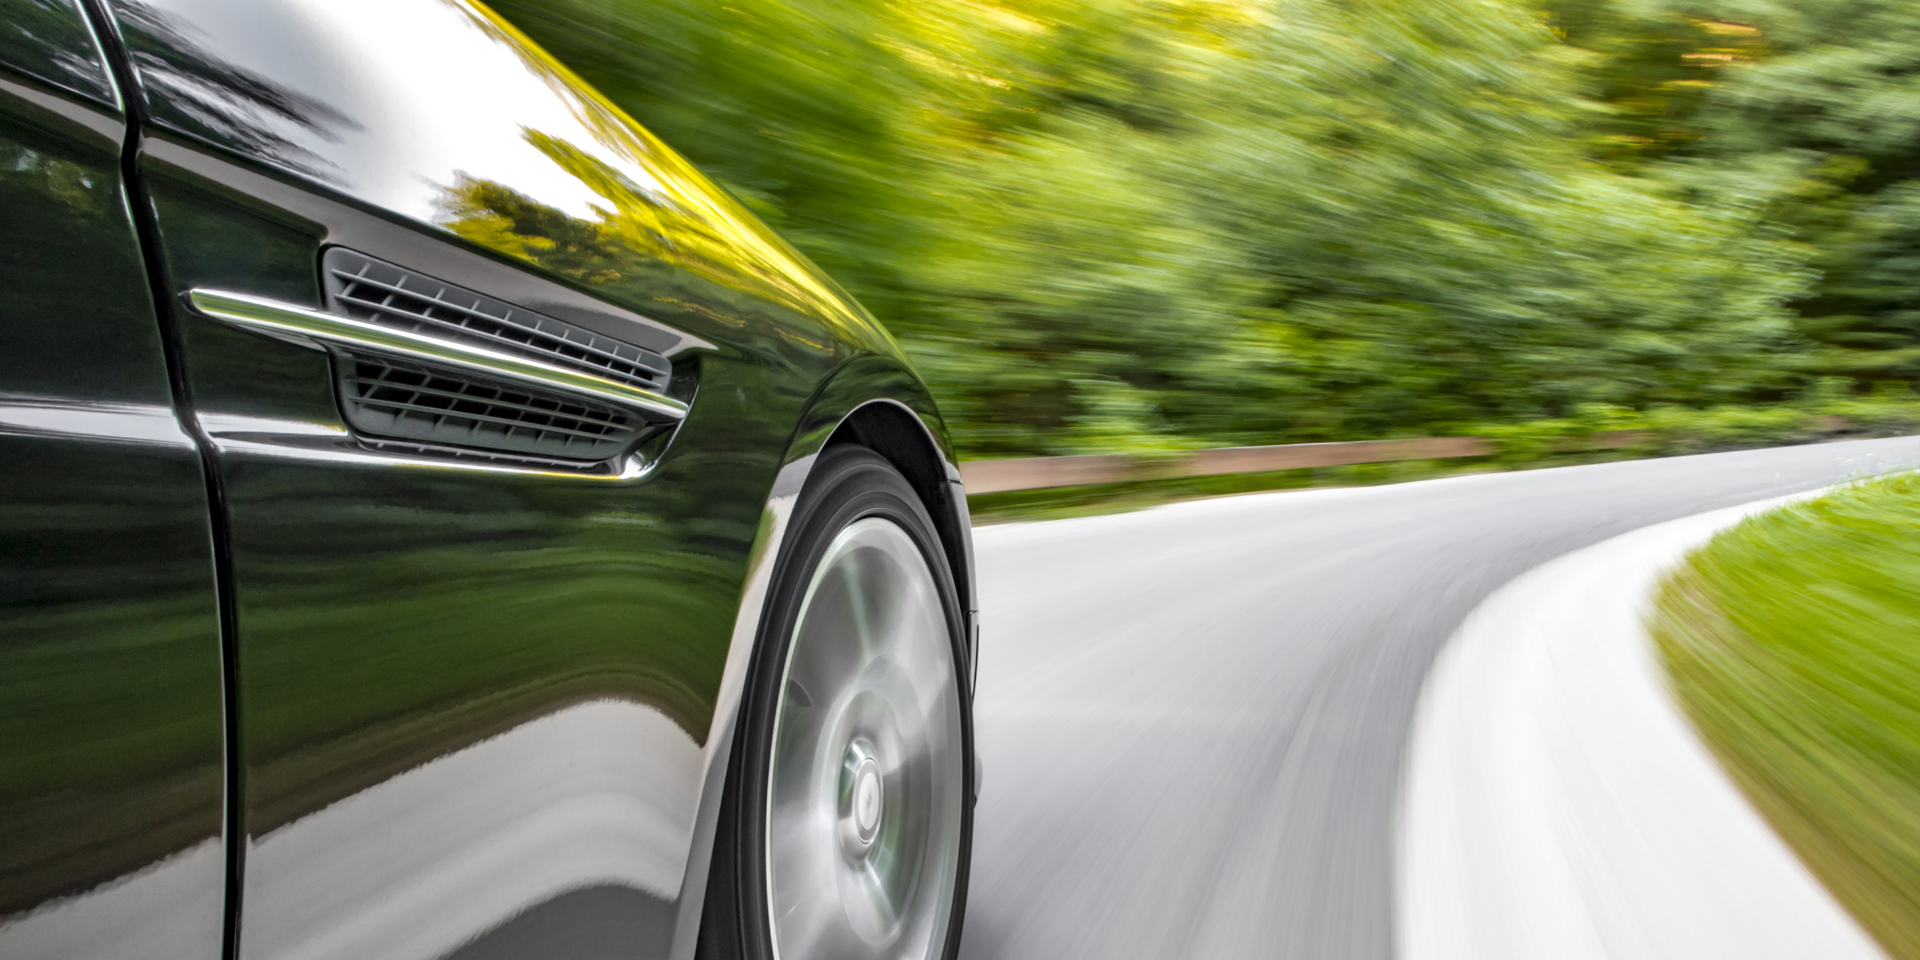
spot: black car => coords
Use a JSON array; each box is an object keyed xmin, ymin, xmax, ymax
[{"xmin": 0, "ymin": 2, "xmax": 977, "ymax": 958}]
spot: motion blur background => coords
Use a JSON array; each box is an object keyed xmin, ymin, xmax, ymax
[
  {"xmin": 465, "ymin": 5, "xmax": 1920, "ymax": 956},
  {"xmin": 491, "ymin": 0, "xmax": 1920, "ymax": 466},
  {"xmin": 5, "ymin": 0, "xmax": 1918, "ymax": 957}
]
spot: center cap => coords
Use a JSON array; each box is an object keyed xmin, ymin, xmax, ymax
[{"xmin": 852, "ymin": 757, "xmax": 883, "ymax": 841}]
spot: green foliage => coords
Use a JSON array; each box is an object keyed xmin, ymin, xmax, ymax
[
  {"xmin": 1633, "ymin": 0, "xmax": 1920, "ymax": 385},
  {"xmin": 486, "ymin": 0, "xmax": 1916, "ymax": 459},
  {"xmin": 1653, "ymin": 472, "xmax": 1920, "ymax": 959}
]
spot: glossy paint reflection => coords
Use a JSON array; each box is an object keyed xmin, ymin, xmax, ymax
[
  {"xmin": 0, "ymin": 398, "xmax": 227, "ymax": 960},
  {"xmin": 198, "ymin": 412, "xmax": 802, "ymax": 960},
  {"xmin": 0, "ymin": 839, "xmax": 223, "ymax": 960},
  {"xmin": 0, "ymin": 0, "xmax": 116, "ymax": 106},
  {"xmin": 110, "ymin": 0, "xmax": 880, "ymax": 338},
  {"xmin": 242, "ymin": 701, "xmax": 698, "ymax": 960},
  {"xmin": 0, "ymin": 32, "xmax": 226, "ymax": 960}
]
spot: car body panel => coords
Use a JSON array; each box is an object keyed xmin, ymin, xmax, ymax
[
  {"xmin": 0, "ymin": 3, "xmax": 227, "ymax": 956},
  {"xmin": 46, "ymin": 1, "xmax": 973, "ymax": 959},
  {"xmin": 0, "ymin": 0, "xmax": 117, "ymax": 107}
]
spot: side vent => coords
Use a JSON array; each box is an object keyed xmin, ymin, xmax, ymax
[
  {"xmin": 338, "ymin": 353, "xmax": 655, "ymax": 462},
  {"xmin": 324, "ymin": 248, "xmax": 671, "ymax": 393},
  {"xmin": 319, "ymin": 249, "xmax": 676, "ymax": 464}
]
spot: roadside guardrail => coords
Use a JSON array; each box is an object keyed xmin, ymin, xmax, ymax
[
  {"xmin": 958, "ymin": 437, "xmax": 1494, "ymax": 494},
  {"xmin": 957, "ymin": 417, "xmax": 1865, "ymax": 494}
]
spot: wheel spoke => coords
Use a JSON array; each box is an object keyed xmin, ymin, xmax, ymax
[{"xmin": 845, "ymin": 547, "xmax": 879, "ymax": 657}]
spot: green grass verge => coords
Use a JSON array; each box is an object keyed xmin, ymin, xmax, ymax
[{"xmin": 1651, "ymin": 472, "xmax": 1920, "ymax": 959}]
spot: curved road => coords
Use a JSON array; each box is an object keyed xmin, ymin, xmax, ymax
[{"xmin": 958, "ymin": 437, "xmax": 1920, "ymax": 960}]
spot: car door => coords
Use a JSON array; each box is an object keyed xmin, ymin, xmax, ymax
[
  {"xmin": 87, "ymin": 1, "xmax": 868, "ymax": 959},
  {"xmin": 0, "ymin": 2, "xmax": 227, "ymax": 959}
]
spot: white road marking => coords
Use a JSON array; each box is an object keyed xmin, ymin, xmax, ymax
[{"xmin": 1398, "ymin": 491, "xmax": 1889, "ymax": 960}]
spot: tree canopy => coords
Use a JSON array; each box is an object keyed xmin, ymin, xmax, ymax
[{"xmin": 488, "ymin": 0, "xmax": 1920, "ymax": 457}]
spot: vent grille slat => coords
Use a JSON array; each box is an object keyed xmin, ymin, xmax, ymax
[
  {"xmin": 338, "ymin": 354, "xmax": 653, "ymax": 461},
  {"xmin": 319, "ymin": 248, "xmax": 676, "ymax": 465},
  {"xmin": 334, "ymin": 270, "xmax": 662, "ymax": 381},
  {"xmin": 323, "ymin": 248, "xmax": 671, "ymax": 393},
  {"xmin": 351, "ymin": 375, "xmax": 628, "ymax": 441}
]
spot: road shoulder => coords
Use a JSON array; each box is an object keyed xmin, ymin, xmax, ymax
[{"xmin": 1396, "ymin": 492, "xmax": 1888, "ymax": 960}]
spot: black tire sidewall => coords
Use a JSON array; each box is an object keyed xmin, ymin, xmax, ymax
[{"xmin": 701, "ymin": 444, "xmax": 974, "ymax": 960}]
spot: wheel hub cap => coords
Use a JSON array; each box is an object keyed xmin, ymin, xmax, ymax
[{"xmin": 844, "ymin": 744, "xmax": 885, "ymax": 852}]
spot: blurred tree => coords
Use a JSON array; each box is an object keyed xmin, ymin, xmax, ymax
[
  {"xmin": 1555, "ymin": 0, "xmax": 1920, "ymax": 387},
  {"xmin": 489, "ymin": 0, "xmax": 1817, "ymax": 456},
  {"xmin": 1161, "ymin": 0, "xmax": 1802, "ymax": 439},
  {"xmin": 1676, "ymin": 0, "xmax": 1920, "ymax": 385},
  {"xmin": 1538, "ymin": 0, "xmax": 1766, "ymax": 167}
]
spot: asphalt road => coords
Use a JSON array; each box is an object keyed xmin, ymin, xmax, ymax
[{"xmin": 957, "ymin": 437, "xmax": 1920, "ymax": 960}]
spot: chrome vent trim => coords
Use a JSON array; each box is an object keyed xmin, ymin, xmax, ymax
[
  {"xmin": 337, "ymin": 353, "xmax": 657, "ymax": 462},
  {"xmin": 352, "ymin": 436, "xmax": 632, "ymax": 475},
  {"xmin": 323, "ymin": 248, "xmax": 671, "ymax": 394},
  {"xmin": 189, "ymin": 288, "xmax": 688, "ymax": 420},
  {"xmin": 189, "ymin": 279, "xmax": 688, "ymax": 468}
]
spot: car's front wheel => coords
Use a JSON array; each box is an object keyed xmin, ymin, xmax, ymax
[{"xmin": 700, "ymin": 444, "xmax": 972, "ymax": 960}]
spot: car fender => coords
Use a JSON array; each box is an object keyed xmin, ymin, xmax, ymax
[{"xmin": 665, "ymin": 351, "xmax": 974, "ymax": 960}]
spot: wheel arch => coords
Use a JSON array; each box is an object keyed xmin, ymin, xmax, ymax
[{"xmin": 784, "ymin": 354, "xmax": 977, "ymax": 660}]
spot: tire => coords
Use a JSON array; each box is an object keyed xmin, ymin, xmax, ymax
[{"xmin": 699, "ymin": 444, "xmax": 974, "ymax": 960}]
